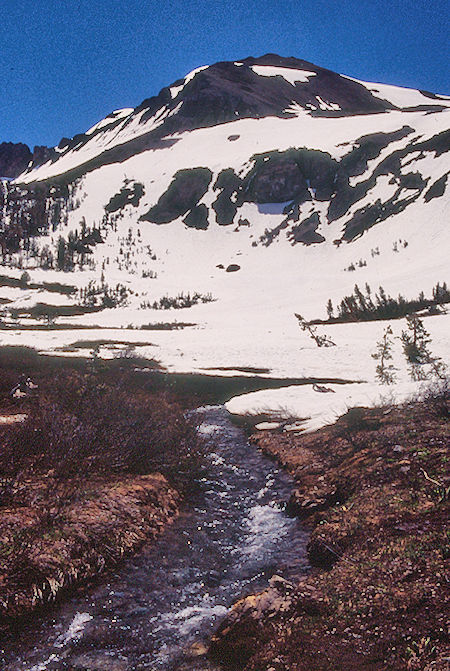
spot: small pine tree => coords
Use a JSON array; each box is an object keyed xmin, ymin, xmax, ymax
[
  {"xmin": 372, "ymin": 326, "xmax": 397, "ymax": 384},
  {"xmin": 401, "ymin": 314, "xmax": 430, "ymax": 360},
  {"xmin": 354, "ymin": 284, "xmax": 367, "ymax": 311},
  {"xmin": 401, "ymin": 315, "xmax": 438, "ymax": 381},
  {"xmin": 377, "ymin": 285, "xmax": 388, "ymax": 307},
  {"xmin": 19, "ymin": 271, "xmax": 31, "ymax": 288},
  {"xmin": 326, "ymin": 299, "xmax": 334, "ymax": 320}
]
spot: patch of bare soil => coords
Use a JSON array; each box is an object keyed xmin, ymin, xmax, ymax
[{"xmin": 210, "ymin": 400, "xmax": 449, "ymax": 671}]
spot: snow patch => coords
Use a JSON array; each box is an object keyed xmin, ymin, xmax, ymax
[
  {"xmin": 85, "ymin": 108, "xmax": 133, "ymax": 135},
  {"xmin": 251, "ymin": 65, "xmax": 316, "ymax": 86},
  {"xmin": 169, "ymin": 85, "xmax": 184, "ymax": 99},
  {"xmin": 183, "ymin": 65, "xmax": 209, "ymax": 86}
]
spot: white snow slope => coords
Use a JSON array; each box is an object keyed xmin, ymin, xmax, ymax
[{"xmin": 1, "ymin": 57, "xmax": 449, "ymax": 430}]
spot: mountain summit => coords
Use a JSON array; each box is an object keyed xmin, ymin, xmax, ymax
[{"xmin": 13, "ymin": 54, "xmax": 450, "ymax": 184}]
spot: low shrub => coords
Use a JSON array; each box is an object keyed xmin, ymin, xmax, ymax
[
  {"xmin": 0, "ymin": 369, "xmax": 203, "ymax": 495},
  {"xmin": 415, "ymin": 376, "xmax": 449, "ymax": 419},
  {"xmin": 140, "ymin": 292, "xmax": 215, "ymax": 310}
]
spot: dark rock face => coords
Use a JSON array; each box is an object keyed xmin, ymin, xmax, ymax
[
  {"xmin": 327, "ymin": 127, "xmax": 415, "ymax": 223},
  {"xmin": 130, "ymin": 55, "xmax": 395, "ymax": 160},
  {"xmin": 247, "ymin": 123, "xmax": 447, "ymax": 246},
  {"xmin": 211, "ymin": 148, "xmax": 339, "ymax": 229},
  {"xmin": 0, "ymin": 143, "xmax": 32, "ymax": 179},
  {"xmin": 164, "ymin": 55, "xmax": 394, "ymax": 138},
  {"xmin": 212, "ymin": 169, "xmax": 241, "ymax": 226},
  {"xmin": 339, "ymin": 127, "xmax": 414, "ymax": 179},
  {"xmin": 22, "ymin": 54, "xmax": 401, "ymax": 182},
  {"xmin": 341, "ymin": 189, "xmax": 421, "ymax": 242},
  {"xmin": 183, "ymin": 203, "xmax": 209, "ymax": 229},
  {"xmin": 244, "ymin": 149, "xmax": 338, "ymax": 205},
  {"xmin": 424, "ymin": 172, "xmax": 449, "ymax": 202},
  {"xmin": 242, "ymin": 54, "xmax": 395, "ymax": 115},
  {"xmin": 105, "ymin": 181, "xmax": 145, "ymax": 213},
  {"xmin": 32, "ymin": 145, "xmax": 56, "ymax": 167},
  {"xmin": 146, "ymin": 149, "xmax": 340, "ymax": 227},
  {"xmin": 248, "ymin": 156, "xmax": 310, "ymax": 203},
  {"xmin": 288, "ymin": 212, "xmax": 325, "ymax": 245},
  {"xmin": 334, "ymin": 129, "xmax": 450, "ymax": 241},
  {"xmin": 140, "ymin": 168, "xmax": 212, "ymax": 224}
]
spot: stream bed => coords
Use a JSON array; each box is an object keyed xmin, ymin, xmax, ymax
[{"xmin": 1, "ymin": 406, "xmax": 309, "ymax": 670}]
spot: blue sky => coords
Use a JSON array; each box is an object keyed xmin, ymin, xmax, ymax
[{"xmin": 1, "ymin": 0, "xmax": 448, "ymax": 148}]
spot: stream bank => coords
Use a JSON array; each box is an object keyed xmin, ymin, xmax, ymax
[
  {"xmin": 1, "ymin": 406, "xmax": 309, "ymax": 670},
  {"xmin": 211, "ymin": 401, "xmax": 449, "ymax": 670}
]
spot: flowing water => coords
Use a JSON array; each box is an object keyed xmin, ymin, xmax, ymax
[{"xmin": 1, "ymin": 406, "xmax": 309, "ymax": 670}]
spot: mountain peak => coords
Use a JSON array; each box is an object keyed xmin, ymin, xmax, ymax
[{"xmin": 12, "ymin": 55, "xmax": 450, "ymax": 186}]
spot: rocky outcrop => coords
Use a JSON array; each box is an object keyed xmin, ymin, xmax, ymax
[
  {"xmin": 16, "ymin": 54, "xmax": 407, "ymax": 184},
  {"xmin": 105, "ymin": 181, "xmax": 145, "ymax": 213},
  {"xmin": 288, "ymin": 212, "xmax": 325, "ymax": 245},
  {"xmin": 183, "ymin": 203, "xmax": 209, "ymax": 229},
  {"xmin": 32, "ymin": 145, "xmax": 55, "ymax": 168},
  {"xmin": 0, "ymin": 142, "xmax": 32, "ymax": 179},
  {"xmin": 0, "ymin": 143, "xmax": 54, "ymax": 179},
  {"xmin": 135, "ymin": 54, "xmax": 394, "ymax": 142},
  {"xmin": 209, "ymin": 576, "xmax": 325, "ymax": 669},
  {"xmin": 140, "ymin": 167, "xmax": 212, "ymax": 224}
]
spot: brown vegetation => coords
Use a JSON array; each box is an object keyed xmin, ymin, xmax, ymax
[
  {"xmin": 210, "ymin": 393, "xmax": 449, "ymax": 670},
  {"xmin": 0, "ymin": 355, "xmax": 203, "ymax": 628}
]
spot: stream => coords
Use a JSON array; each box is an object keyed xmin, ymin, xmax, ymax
[{"xmin": 1, "ymin": 406, "xmax": 309, "ymax": 670}]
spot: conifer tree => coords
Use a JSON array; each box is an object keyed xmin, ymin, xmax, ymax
[
  {"xmin": 372, "ymin": 326, "xmax": 397, "ymax": 384},
  {"xmin": 57, "ymin": 236, "xmax": 67, "ymax": 271},
  {"xmin": 326, "ymin": 299, "xmax": 334, "ymax": 320},
  {"xmin": 400, "ymin": 315, "xmax": 447, "ymax": 381}
]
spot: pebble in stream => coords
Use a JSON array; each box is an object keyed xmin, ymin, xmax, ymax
[{"xmin": 1, "ymin": 406, "xmax": 309, "ymax": 671}]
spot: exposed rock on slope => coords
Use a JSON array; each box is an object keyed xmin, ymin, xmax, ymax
[
  {"xmin": 0, "ymin": 143, "xmax": 32, "ymax": 179},
  {"xmin": 3, "ymin": 54, "xmax": 448, "ymax": 251},
  {"xmin": 16, "ymin": 54, "xmax": 399, "ymax": 180}
]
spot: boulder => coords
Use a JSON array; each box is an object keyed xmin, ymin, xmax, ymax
[{"xmin": 209, "ymin": 576, "xmax": 324, "ymax": 668}]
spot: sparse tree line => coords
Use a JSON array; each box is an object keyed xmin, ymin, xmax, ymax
[
  {"xmin": 0, "ymin": 219, "xmax": 102, "ymax": 273},
  {"xmin": 345, "ymin": 240, "xmax": 408, "ymax": 271},
  {"xmin": 0, "ymin": 181, "xmax": 77, "ymax": 259},
  {"xmin": 296, "ymin": 308, "xmax": 447, "ymax": 387},
  {"xmin": 79, "ymin": 279, "xmax": 131, "ymax": 309},
  {"xmin": 322, "ymin": 282, "xmax": 449, "ymax": 324},
  {"xmin": 140, "ymin": 292, "xmax": 215, "ymax": 310}
]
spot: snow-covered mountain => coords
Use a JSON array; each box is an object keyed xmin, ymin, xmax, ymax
[
  {"xmin": 0, "ymin": 54, "xmax": 449, "ymax": 425},
  {"xmin": 6, "ymin": 54, "xmax": 450, "ymax": 245}
]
